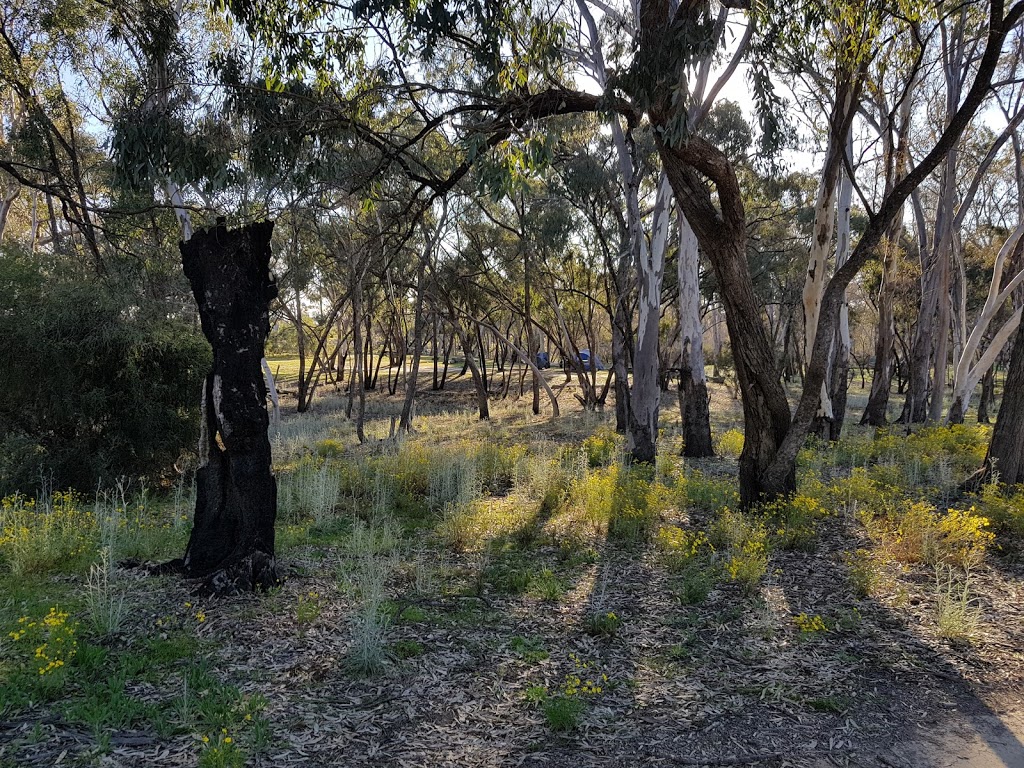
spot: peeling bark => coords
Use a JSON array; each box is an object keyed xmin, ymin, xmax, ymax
[
  {"xmin": 677, "ymin": 210, "xmax": 713, "ymax": 457},
  {"xmin": 628, "ymin": 174, "xmax": 670, "ymax": 465}
]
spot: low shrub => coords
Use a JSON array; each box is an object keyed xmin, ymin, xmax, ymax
[{"xmin": 715, "ymin": 429, "xmax": 745, "ymax": 459}]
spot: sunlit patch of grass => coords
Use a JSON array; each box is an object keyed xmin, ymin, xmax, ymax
[
  {"xmin": 934, "ymin": 566, "xmax": 982, "ymax": 644},
  {"xmin": 710, "ymin": 507, "xmax": 768, "ymax": 596},
  {"xmin": 0, "ymin": 486, "xmax": 184, "ymax": 578},
  {"xmin": 868, "ymin": 500, "xmax": 994, "ymax": 569},
  {"xmin": 440, "ymin": 495, "xmax": 538, "ymax": 553},
  {"xmin": 761, "ymin": 493, "xmax": 827, "ymax": 552},
  {"xmin": 682, "ymin": 470, "xmax": 740, "ymax": 513},
  {"xmin": 715, "ymin": 429, "xmax": 744, "ymax": 459},
  {"xmin": 977, "ymin": 482, "xmax": 1024, "ymax": 539}
]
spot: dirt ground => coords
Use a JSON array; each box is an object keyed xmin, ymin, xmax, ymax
[{"xmin": 2, "ymin": 367, "xmax": 1023, "ymax": 768}]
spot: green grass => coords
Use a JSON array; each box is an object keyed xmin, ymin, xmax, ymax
[{"xmin": 2, "ymin": 402, "xmax": 1021, "ymax": 765}]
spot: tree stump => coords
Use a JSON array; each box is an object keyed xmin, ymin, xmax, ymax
[{"xmin": 176, "ymin": 220, "xmax": 279, "ymax": 594}]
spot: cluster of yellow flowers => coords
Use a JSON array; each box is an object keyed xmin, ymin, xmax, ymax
[
  {"xmin": 793, "ymin": 612, "xmax": 829, "ymax": 634},
  {"xmin": 185, "ymin": 601, "xmax": 208, "ymax": 623},
  {"xmin": 562, "ymin": 654, "xmax": 608, "ymax": 698},
  {"xmin": 8, "ymin": 607, "xmax": 78, "ymax": 676},
  {"xmin": 201, "ymin": 728, "xmax": 234, "ymax": 745}
]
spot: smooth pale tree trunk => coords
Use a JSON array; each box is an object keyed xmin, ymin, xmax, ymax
[
  {"xmin": 805, "ymin": 84, "xmax": 855, "ymax": 439},
  {"xmin": 0, "ymin": 188, "xmax": 19, "ymax": 241},
  {"xmin": 803, "ymin": 137, "xmax": 842, "ymax": 429},
  {"xmin": 677, "ymin": 210, "xmax": 713, "ymax": 456},
  {"xmin": 628, "ymin": 175, "xmax": 670, "ymax": 464},
  {"xmin": 902, "ymin": 14, "xmax": 966, "ymax": 424},
  {"xmin": 949, "ymin": 308, "xmax": 1022, "ymax": 424},
  {"xmin": 172, "ymin": 221, "xmax": 279, "ymax": 594},
  {"xmin": 825, "ymin": 139, "xmax": 854, "ymax": 441},
  {"xmin": 948, "ymin": 222, "xmax": 1024, "ymax": 423},
  {"xmin": 579, "ymin": 0, "xmax": 661, "ymax": 458}
]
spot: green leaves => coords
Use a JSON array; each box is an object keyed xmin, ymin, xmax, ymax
[{"xmin": 472, "ymin": 131, "xmax": 557, "ymax": 201}]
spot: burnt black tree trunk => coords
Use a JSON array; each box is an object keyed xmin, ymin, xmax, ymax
[{"xmin": 178, "ymin": 220, "xmax": 280, "ymax": 594}]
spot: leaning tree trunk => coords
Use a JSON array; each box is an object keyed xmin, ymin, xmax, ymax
[
  {"xmin": 803, "ymin": 93, "xmax": 847, "ymax": 440},
  {"xmin": 176, "ymin": 220, "xmax": 279, "ymax": 594},
  {"xmin": 660, "ymin": 136, "xmax": 794, "ymax": 506}
]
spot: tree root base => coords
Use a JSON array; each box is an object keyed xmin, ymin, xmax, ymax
[
  {"xmin": 145, "ymin": 552, "xmax": 281, "ymax": 595},
  {"xmin": 198, "ymin": 551, "xmax": 280, "ymax": 596}
]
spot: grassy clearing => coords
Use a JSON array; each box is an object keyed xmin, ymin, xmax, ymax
[{"xmin": 2, "ymin": 384, "xmax": 1023, "ymax": 764}]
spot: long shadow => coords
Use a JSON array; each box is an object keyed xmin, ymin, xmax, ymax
[
  {"xmin": 296, "ymin": 440, "xmax": 629, "ymax": 766},
  {"xmin": 768, "ymin": 492, "xmax": 1024, "ymax": 768},
  {"xmin": 511, "ymin": 461, "xmax": 654, "ymax": 766}
]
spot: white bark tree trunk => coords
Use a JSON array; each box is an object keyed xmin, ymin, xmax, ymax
[
  {"xmin": 628, "ymin": 174, "xmax": 669, "ymax": 464},
  {"xmin": 825, "ymin": 130, "xmax": 854, "ymax": 440},
  {"xmin": 677, "ymin": 209, "xmax": 713, "ymax": 456},
  {"xmin": 948, "ymin": 221, "xmax": 1024, "ymax": 422},
  {"xmin": 803, "ymin": 84, "xmax": 855, "ymax": 428}
]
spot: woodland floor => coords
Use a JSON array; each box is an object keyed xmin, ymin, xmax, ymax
[{"xmin": 2, "ymin": 367, "xmax": 1023, "ymax": 768}]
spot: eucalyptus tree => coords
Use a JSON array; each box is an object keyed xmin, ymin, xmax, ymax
[
  {"xmin": 655, "ymin": 0, "xmax": 1024, "ymax": 502},
  {"xmin": 895, "ymin": 6, "xmax": 1024, "ymax": 423},
  {"xmin": 0, "ymin": 0, "xmax": 108, "ymax": 267},
  {"xmin": 218, "ymin": 0, "xmax": 1024, "ymax": 505},
  {"xmin": 859, "ymin": 32, "xmax": 922, "ymax": 425},
  {"xmin": 779, "ymin": 6, "xmax": 877, "ymax": 441},
  {"xmin": 677, "ymin": 100, "xmax": 754, "ymax": 456},
  {"xmin": 946, "ymin": 48, "xmax": 1024, "ymax": 423},
  {"xmin": 549, "ymin": 125, "xmax": 637, "ymax": 429},
  {"xmin": 967, "ymin": 318, "xmax": 1024, "ymax": 487}
]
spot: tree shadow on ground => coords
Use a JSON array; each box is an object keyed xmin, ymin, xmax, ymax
[{"xmin": 767, "ymin": 504, "xmax": 1024, "ymax": 768}]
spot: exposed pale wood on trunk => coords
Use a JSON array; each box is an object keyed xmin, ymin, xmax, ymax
[{"xmin": 677, "ymin": 209, "xmax": 713, "ymax": 456}]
